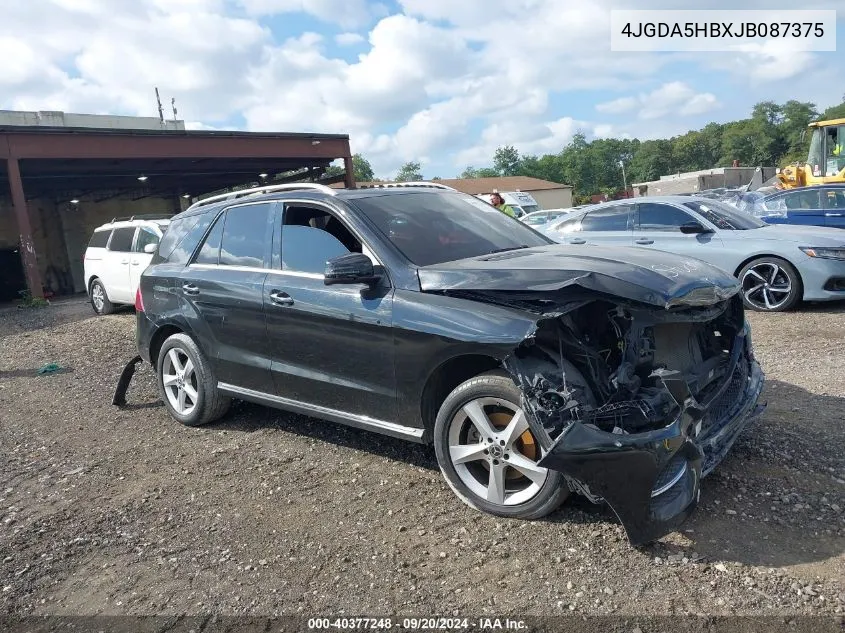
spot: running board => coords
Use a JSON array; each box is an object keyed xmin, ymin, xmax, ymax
[{"xmin": 217, "ymin": 383, "xmax": 426, "ymax": 442}]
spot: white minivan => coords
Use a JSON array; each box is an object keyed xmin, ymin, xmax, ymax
[{"xmin": 83, "ymin": 216, "xmax": 171, "ymax": 314}]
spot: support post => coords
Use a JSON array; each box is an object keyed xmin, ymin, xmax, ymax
[
  {"xmin": 6, "ymin": 158, "xmax": 44, "ymax": 299},
  {"xmin": 343, "ymin": 155, "xmax": 356, "ymax": 189}
]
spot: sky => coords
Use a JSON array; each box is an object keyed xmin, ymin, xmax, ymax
[{"xmin": 1, "ymin": 0, "xmax": 843, "ymax": 180}]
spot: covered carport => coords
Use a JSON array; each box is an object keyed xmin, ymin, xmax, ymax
[{"xmin": 0, "ymin": 126, "xmax": 355, "ymax": 301}]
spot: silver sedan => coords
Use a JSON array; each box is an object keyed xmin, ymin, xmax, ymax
[{"xmin": 543, "ymin": 196, "xmax": 845, "ymax": 312}]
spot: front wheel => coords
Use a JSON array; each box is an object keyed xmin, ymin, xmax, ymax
[
  {"xmin": 433, "ymin": 370, "xmax": 568, "ymax": 519},
  {"xmin": 738, "ymin": 256, "xmax": 802, "ymax": 312}
]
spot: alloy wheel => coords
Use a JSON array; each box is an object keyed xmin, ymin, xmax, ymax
[
  {"xmin": 92, "ymin": 284, "xmax": 105, "ymax": 312},
  {"xmin": 740, "ymin": 262, "xmax": 792, "ymax": 311},
  {"xmin": 161, "ymin": 348, "xmax": 198, "ymax": 416},
  {"xmin": 447, "ymin": 397, "xmax": 548, "ymax": 506}
]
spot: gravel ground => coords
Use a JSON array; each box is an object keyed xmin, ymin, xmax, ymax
[{"xmin": 0, "ymin": 299, "xmax": 843, "ymax": 618}]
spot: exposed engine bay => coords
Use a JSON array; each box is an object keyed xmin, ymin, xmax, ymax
[{"xmin": 505, "ymin": 295, "xmax": 746, "ymax": 441}]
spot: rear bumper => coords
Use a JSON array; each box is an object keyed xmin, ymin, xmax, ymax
[
  {"xmin": 538, "ymin": 328, "xmax": 765, "ymax": 546},
  {"xmin": 136, "ymin": 310, "xmax": 154, "ymax": 365}
]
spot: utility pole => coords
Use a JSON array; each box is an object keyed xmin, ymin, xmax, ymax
[
  {"xmin": 618, "ymin": 160, "xmax": 628, "ymax": 197},
  {"xmin": 155, "ymin": 87, "xmax": 164, "ymax": 126}
]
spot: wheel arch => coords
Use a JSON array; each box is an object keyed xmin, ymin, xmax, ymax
[
  {"xmin": 420, "ymin": 354, "xmax": 503, "ymax": 442},
  {"xmin": 149, "ymin": 324, "xmax": 186, "ymax": 368},
  {"xmin": 733, "ymin": 253, "xmax": 805, "ymax": 292}
]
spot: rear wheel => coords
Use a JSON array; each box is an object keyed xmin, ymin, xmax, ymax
[
  {"xmin": 433, "ymin": 370, "xmax": 567, "ymax": 519},
  {"xmin": 89, "ymin": 279, "xmax": 114, "ymax": 315},
  {"xmin": 738, "ymin": 257, "xmax": 802, "ymax": 312},
  {"xmin": 157, "ymin": 333, "xmax": 230, "ymax": 427}
]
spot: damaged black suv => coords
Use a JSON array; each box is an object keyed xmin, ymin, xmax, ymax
[{"xmin": 125, "ymin": 182, "xmax": 765, "ymax": 545}]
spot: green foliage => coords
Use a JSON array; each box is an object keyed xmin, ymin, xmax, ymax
[
  {"xmin": 17, "ymin": 289, "xmax": 49, "ymax": 308},
  {"xmin": 455, "ymin": 96, "xmax": 845, "ymax": 198},
  {"xmin": 395, "ymin": 161, "xmax": 423, "ymax": 182},
  {"xmin": 352, "ymin": 154, "xmax": 375, "ymax": 182}
]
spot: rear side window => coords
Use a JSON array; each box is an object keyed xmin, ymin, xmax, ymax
[
  {"xmin": 134, "ymin": 227, "xmax": 160, "ymax": 253},
  {"xmin": 88, "ymin": 230, "xmax": 111, "ymax": 248},
  {"xmin": 194, "ymin": 214, "xmax": 224, "ymax": 265},
  {"xmin": 108, "ymin": 227, "xmax": 136, "ymax": 252},
  {"xmin": 581, "ymin": 206, "xmax": 631, "ymax": 231},
  {"xmin": 156, "ymin": 213, "xmax": 210, "ymax": 265},
  {"xmin": 219, "ymin": 203, "xmax": 271, "ymax": 268}
]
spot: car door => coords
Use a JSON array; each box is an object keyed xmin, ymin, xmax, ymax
[
  {"xmin": 179, "ymin": 201, "xmax": 275, "ymax": 393},
  {"xmin": 103, "ymin": 226, "xmax": 137, "ymax": 303},
  {"xmin": 263, "ymin": 200, "xmax": 397, "ymax": 421},
  {"xmin": 822, "ymin": 188, "xmax": 845, "ymax": 228},
  {"xmin": 128, "ymin": 226, "xmax": 160, "ymax": 294},
  {"xmin": 571, "ymin": 204, "xmax": 634, "ymax": 246},
  {"xmin": 782, "ymin": 189, "xmax": 825, "ymax": 227},
  {"xmin": 632, "ymin": 202, "xmax": 724, "ymax": 262}
]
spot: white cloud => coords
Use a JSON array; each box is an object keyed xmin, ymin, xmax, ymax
[
  {"xmin": 0, "ymin": 0, "xmax": 842, "ymax": 178},
  {"xmin": 596, "ymin": 82, "xmax": 720, "ymax": 121},
  {"xmin": 335, "ymin": 32, "xmax": 365, "ymax": 45}
]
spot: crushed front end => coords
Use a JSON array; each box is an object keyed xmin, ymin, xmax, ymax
[{"xmin": 504, "ymin": 293, "xmax": 765, "ymax": 545}]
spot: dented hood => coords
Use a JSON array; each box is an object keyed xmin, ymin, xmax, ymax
[{"xmin": 417, "ymin": 244, "xmax": 740, "ymax": 309}]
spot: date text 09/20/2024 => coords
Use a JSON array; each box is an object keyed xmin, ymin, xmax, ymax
[{"xmin": 307, "ymin": 617, "xmax": 527, "ymax": 630}]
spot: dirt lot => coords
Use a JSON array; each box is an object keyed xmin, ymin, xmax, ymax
[{"xmin": 0, "ymin": 299, "xmax": 843, "ymax": 618}]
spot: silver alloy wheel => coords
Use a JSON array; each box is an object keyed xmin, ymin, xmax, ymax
[
  {"xmin": 161, "ymin": 347, "xmax": 198, "ymax": 416},
  {"xmin": 741, "ymin": 262, "xmax": 792, "ymax": 311},
  {"xmin": 92, "ymin": 284, "xmax": 105, "ymax": 312},
  {"xmin": 447, "ymin": 397, "xmax": 548, "ymax": 506}
]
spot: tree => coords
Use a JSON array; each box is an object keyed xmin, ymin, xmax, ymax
[
  {"xmin": 352, "ymin": 154, "xmax": 375, "ymax": 182},
  {"xmin": 395, "ymin": 161, "xmax": 423, "ymax": 182},
  {"xmin": 493, "ymin": 145, "xmax": 521, "ymax": 176},
  {"xmin": 628, "ymin": 139, "xmax": 675, "ymax": 183},
  {"xmin": 460, "ymin": 165, "xmax": 499, "ymax": 179}
]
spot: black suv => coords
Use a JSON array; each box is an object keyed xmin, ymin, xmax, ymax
[{"xmin": 129, "ymin": 182, "xmax": 765, "ymax": 545}]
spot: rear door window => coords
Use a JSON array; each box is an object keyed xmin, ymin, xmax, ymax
[
  {"xmin": 108, "ymin": 227, "xmax": 136, "ymax": 252},
  {"xmin": 133, "ymin": 227, "xmax": 160, "ymax": 253},
  {"xmin": 219, "ymin": 203, "xmax": 272, "ymax": 268},
  {"xmin": 580, "ymin": 205, "xmax": 631, "ymax": 231}
]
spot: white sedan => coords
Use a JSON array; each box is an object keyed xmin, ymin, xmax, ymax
[{"xmin": 543, "ymin": 196, "xmax": 845, "ymax": 312}]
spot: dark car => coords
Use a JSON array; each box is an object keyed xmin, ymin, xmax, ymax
[
  {"xmin": 748, "ymin": 185, "xmax": 845, "ymax": 229},
  {"xmin": 124, "ymin": 182, "xmax": 765, "ymax": 546}
]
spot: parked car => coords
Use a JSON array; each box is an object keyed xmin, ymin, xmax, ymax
[
  {"xmin": 745, "ymin": 185, "xmax": 845, "ymax": 229},
  {"xmin": 521, "ymin": 209, "xmax": 569, "ymax": 227},
  {"xmin": 84, "ymin": 215, "xmax": 172, "ymax": 314},
  {"xmin": 543, "ymin": 196, "xmax": 845, "ymax": 312},
  {"xmin": 124, "ymin": 182, "xmax": 765, "ymax": 546}
]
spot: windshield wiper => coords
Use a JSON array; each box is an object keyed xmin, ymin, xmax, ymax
[{"xmin": 488, "ymin": 245, "xmax": 530, "ymax": 254}]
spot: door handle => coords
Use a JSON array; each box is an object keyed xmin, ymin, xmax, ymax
[
  {"xmin": 269, "ymin": 290, "xmax": 294, "ymax": 306},
  {"xmin": 635, "ymin": 238, "xmax": 654, "ymax": 245},
  {"xmin": 182, "ymin": 283, "xmax": 200, "ymax": 296},
  {"xmin": 131, "ymin": 261, "xmax": 140, "ymax": 266},
  {"xmin": 121, "ymin": 259, "xmax": 129, "ymax": 265},
  {"xmin": 569, "ymin": 238, "xmax": 586, "ymax": 245}
]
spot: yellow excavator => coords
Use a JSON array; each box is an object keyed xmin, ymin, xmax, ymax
[{"xmin": 776, "ymin": 118, "xmax": 845, "ymax": 188}]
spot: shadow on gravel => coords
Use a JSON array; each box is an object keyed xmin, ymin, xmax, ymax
[
  {"xmin": 0, "ymin": 367, "xmax": 75, "ymax": 378},
  {"xmin": 208, "ymin": 400, "xmax": 439, "ymax": 471}
]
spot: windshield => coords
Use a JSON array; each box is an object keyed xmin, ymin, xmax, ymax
[
  {"xmin": 521, "ymin": 204, "xmax": 540, "ymax": 215},
  {"xmin": 682, "ymin": 200, "xmax": 766, "ymax": 230},
  {"xmin": 350, "ymin": 191, "xmax": 552, "ymax": 266},
  {"xmin": 524, "ymin": 213, "xmax": 548, "ymax": 225}
]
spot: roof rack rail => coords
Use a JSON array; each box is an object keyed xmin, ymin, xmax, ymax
[
  {"xmin": 186, "ymin": 182, "xmax": 337, "ymax": 211},
  {"xmin": 109, "ymin": 213, "xmax": 175, "ymax": 223},
  {"xmin": 364, "ymin": 181, "xmax": 457, "ymax": 191}
]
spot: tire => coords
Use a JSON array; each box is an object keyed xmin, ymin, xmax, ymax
[
  {"xmin": 433, "ymin": 369, "xmax": 568, "ymax": 520},
  {"xmin": 89, "ymin": 278, "xmax": 115, "ymax": 315},
  {"xmin": 738, "ymin": 256, "xmax": 802, "ymax": 312},
  {"xmin": 156, "ymin": 333, "xmax": 230, "ymax": 427}
]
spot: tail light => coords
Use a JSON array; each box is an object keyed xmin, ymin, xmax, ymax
[{"xmin": 135, "ymin": 287, "xmax": 145, "ymax": 312}]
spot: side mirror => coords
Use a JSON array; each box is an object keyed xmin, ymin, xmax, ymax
[
  {"xmin": 324, "ymin": 252, "xmax": 379, "ymax": 286},
  {"xmin": 679, "ymin": 221, "xmax": 712, "ymax": 235},
  {"xmin": 144, "ymin": 243, "xmax": 157, "ymax": 254}
]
